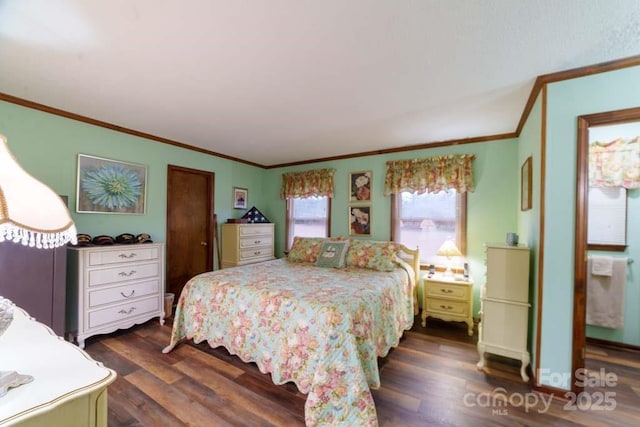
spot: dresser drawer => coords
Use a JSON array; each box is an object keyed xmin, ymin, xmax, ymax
[
  {"xmin": 87, "ymin": 261, "xmax": 160, "ymax": 287},
  {"xmin": 88, "ymin": 279, "xmax": 161, "ymax": 308},
  {"xmin": 88, "ymin": 246, "xmax": 160, "ymax": 266},
  {"xmin": 426, "ymin": 298, "xmax": 469, "ymax": 317},
  {"xmin": 88, "ymin": 296, "xmax": 159, "ymax": 329},
  {"xmin": 239, "ymin": 246, "xmax": 273, "ymax": 260},
  {"xmin": 239, "ymin": 235, "xmax": 273, "ymax": 249},
  {"xmin": 239, "ymin": 225, "xmax": 273, "ymax": 236},
  {"xmin": 426, "ymin": 282, "xmax": 467, "ymax": 300}
]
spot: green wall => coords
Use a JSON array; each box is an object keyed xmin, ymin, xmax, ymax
[
  {"xmin": 541, "ymin": 65, "xmax": 640, "ymax": 389},
  {"xmin": 518, "ymin": 93, "xmax": 543, "ymax": 371},
  {"xmin": 263, "ymin": 138, "xmax": 520, "ymax": 315},
  {"xmin": 0, "ymin": 100, "xmax": 266, "ymax": 244}
]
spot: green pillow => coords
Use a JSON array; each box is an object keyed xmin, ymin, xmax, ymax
[{"xmin": 315, "ymin": 241, "xmax": 350, "ymax": 268}]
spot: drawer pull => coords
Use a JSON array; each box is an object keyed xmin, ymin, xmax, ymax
[
  {"xmin": 118, "ymin": 253, "xmax": 137, "ymax": 259},
  {"xmin": 254, "ymin": 251, "xmax": 261, "ymax": 255},
  {"xmin": 118, "ymin": 307, "xmax": 137, "ymax": 315},
  {"xmin": 440, "ymin": 289, "xmax": 453, "ymax": 294},
  {"xmin": 254, "ymin": 240, "xmax": 261, "ymax": 244},
  {"xmin": 120, "ymin": 290, "xmax": 136, "ymax": 298},
  {"xmin": 440, "ymin": 305, "xmax": 454, "ymax": 310},
  {"xmin": 118, "ymin": 270, "xmax": 137, "ymax": 277}
]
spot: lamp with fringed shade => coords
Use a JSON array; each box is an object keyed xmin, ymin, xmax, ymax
[
  {"xmin": 0, "ymin": 133, "xmax": 77, "ymax": 394},
  {"xmin": 436, "ymin": 239, "xmax": 462, "ymax": 276},
  {"xmin": 0, "ymin": 134, "xmax": 77, "ymax": 248}
]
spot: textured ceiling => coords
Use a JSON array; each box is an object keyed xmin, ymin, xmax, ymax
[{"xmin": 1, "ymin": 1, "xmax": 639, "ymax": 166}]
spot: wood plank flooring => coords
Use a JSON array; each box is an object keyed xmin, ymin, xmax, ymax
[{"xmin": 84, "ymin": 317, "xmax": 640, "ymax": 426}]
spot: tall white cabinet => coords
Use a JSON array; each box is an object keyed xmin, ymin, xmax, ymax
[{"xmin": 476, "ymin": 244, "xmax": 531, "ymax": 381}]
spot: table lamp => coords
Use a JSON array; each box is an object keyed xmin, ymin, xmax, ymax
[
  {"xmin": 0, "ymin": 133, "xmax": 77, "ymax": 396},
  {"xmin": 436, "ymin": 239, "xmax": 462, "ymax": 277}
]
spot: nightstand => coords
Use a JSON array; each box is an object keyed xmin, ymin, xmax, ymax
[{"xmin": 421, "ymin": 275, "xmax": 474, "ymax": 336}]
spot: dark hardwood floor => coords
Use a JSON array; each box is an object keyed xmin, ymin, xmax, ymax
[{"xmin": 84, "ymin": 316, "xmax": 640, "ymax": 426}]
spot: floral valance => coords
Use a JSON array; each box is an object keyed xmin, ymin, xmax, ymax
[
  {"xmin": 589, "ymin": 137, "xmax": 640, "ymax": 189},
  {"xmin": 383, "ymin": 154, "xmax": 475, "ymax": 195},
  {"xmin": 280, "ymin": 168, "xmax": 335, "ymax": 199}
]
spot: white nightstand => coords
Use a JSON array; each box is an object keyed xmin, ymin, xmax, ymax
[{"xmin": 421, "ymin": 275, "xmax": 474, "ymax": 336}]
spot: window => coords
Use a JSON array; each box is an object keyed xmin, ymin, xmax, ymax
[
  {"xmin": 391, "ymin": 189, "xmax": 466, "ymax": 265},
  {"xmin": 286, "ymin": 196, "xmax": 331, "ymax": 250}
]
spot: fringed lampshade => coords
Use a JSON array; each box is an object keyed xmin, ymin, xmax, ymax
[{"xmin": 0, "ymin": 134, "xmax": 77, "ymax": 248}]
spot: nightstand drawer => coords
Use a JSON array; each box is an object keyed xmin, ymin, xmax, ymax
[
  {"xmin": 426, "ymin": 298, "xmax": 469, "ymax": 316},
  {"xmin": 426, "ymin": 282, "xmax": 467, "ymax": 300}
]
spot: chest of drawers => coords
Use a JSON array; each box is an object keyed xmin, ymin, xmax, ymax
[
  {"xmin": 66, "ymin": 243, "xmax": 165, "ymax": 348},
  {"xmin": 221, "ymin": 223, "xmax": 275, "ymax": 268},
  {"xmin": 421, "ymin": 275, "xmax": 474, "ymax": 336}
]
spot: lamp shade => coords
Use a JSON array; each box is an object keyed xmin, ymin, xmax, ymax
[
  {"xmin": 0, "ymin": 134, "xmax": 76, "ymax": 248},
  {"xmin": 436, "ymin": 239, "xmax": 462, "ymax": 257}
]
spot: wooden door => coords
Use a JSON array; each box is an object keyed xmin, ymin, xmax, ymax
[{"xmin": 166, "ymin": 165, "xmax": 214, "ymax": 300}]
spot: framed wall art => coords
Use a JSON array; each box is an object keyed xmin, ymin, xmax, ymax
[
  {"xmin": 76, "ymin": 154, "xmax": 147, "ymax": 214},
  {"xmin": 233, "ymin": 187, "xmax": 248, "ymax": 209},
  {"xmin": 520, "ymin": 156, "xmax": 532, "ymax": 211},
  {"xmin": 349, "ymin": 171, "xmax": 372, "ymax": 202},
  {"xmin": 349, "ymin": 205, "xmax": 371, "ymax": 236}
]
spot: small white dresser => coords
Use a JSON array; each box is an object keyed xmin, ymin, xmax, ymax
[
  {"xmin": 66, "ymin": 243, "xmax": 165, "ymax": 348},
  {"xmin": 476, "ymin": 244, "xmax": 531, "ymax": 381},
  {"xmin": 221, "ymin": 223, "xmax": 275, "ymax": 268},
  {"xmin": 0, "ymin": 305, "xmax": 116, "ymax": 426},
  {"xmin": 422, "ymin": 275, "xmax": 474, "ymax": 336}
]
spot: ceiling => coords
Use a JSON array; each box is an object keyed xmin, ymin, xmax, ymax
[{"xmin": 1, "ymin": 1, "xmax": 639, "ymax": 167}]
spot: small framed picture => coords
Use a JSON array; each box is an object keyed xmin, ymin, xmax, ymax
[
  {"xmin": 521, "ymin": 157, "xmax": 532, "ymax": 211},
  {"xmin": 233, "ymin": 187, "xmax": 248, "ymax": 209},
  {"xmin": 349, "ymin": 205, "xmax": 371, "ymax": 236},
  {"xmin": 349, "ymin": 171, "xmax": 372, "ymax": 202}
]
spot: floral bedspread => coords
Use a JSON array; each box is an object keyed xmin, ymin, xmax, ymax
[{"xmin": 163, "ymin": 258, "xmax": 414, "ymax": 426}]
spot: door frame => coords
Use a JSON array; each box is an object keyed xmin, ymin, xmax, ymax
[{"xmin": 572, "ymin": 106, "xmax": 640, "ymax": 393}]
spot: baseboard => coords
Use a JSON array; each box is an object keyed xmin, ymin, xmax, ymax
[{"xmin": 586, "ymin": 336, "xmax": 640, "ymax": 352}]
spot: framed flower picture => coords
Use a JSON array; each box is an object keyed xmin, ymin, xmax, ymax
[
  {"xmin": 349, "ymin": 205, "xmax": 371, "ymax": 236},
  {"xmin": 76, "ymin": 154, "xmax": 147, "ymax": 214},
  {"xmin": 349, "ymin": 171, "xmax": 372, "ymax": 202}
]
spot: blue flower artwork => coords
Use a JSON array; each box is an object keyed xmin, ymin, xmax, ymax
[{"xmin": 77, "ymin": 154, "xmax": 147, "ymax": 214}]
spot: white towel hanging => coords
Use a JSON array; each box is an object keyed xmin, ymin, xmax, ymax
[
  {"xmin": 586, "ymin": 257, "xmax": 627, "ymax": 329},
  {"xmin": 591, "ymin": 255, "xmax": 613, "ymax": 277}
]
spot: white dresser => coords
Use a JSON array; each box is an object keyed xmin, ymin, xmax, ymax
[
  {"xmin": 476, "ymin": 244, "xmax": 531, "ymax": 381},
  {"xmin": 221, "ymin": 223, "xmax": 275, "ymax": 268},
  {"xmin": 67, "ymin": 243, "xmax": 165, "ymax": 348},
  {"xmin": 0, "ymin": 305, "xmax": 116, "ymax": 426}
]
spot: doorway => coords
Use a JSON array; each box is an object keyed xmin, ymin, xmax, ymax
[
  {"xmin": 166, "ymin": 165, "xmax": 215, "ymax": 304},
  {"xmin": 572, "ymin": 106, "xmax": 640, "ymax": 394}
]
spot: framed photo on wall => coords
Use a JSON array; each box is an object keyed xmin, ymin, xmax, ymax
[
  {"xmin": 521, "ymin": 156, "xmax": 532, "ymax": 211},
  {"xmin": 349, "ymin": 171, "xmax": 372, "ymax": 202},
  {"xmin": 76, "ymin": 154, "xmax": 147, "ymax": 214},
  {"xmin": 349, "ymin": 205, "xmax": 371, "ymax": 236},
  {"xmin": 233, "ymin": 187, "xmax": 248, "ymax": 209}
]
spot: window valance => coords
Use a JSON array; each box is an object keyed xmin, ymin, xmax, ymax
[
  {"xmin": 589, "ymin": 137, "xmax": 640, "ymax": 189},
  {"xmin": 383, "ymin": 154, "xmax": 475, "ymax": 195},
  {"xmin": 280, "ymin": 168, "xmax": 335, "ymax": 199}
]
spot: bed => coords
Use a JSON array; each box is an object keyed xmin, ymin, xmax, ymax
[{"xmin": 163, "ymin": 238, "xmax": 419, "ymax": 426}]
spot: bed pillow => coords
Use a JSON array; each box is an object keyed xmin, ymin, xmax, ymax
[
  {"xmin": 346, "ymin": 239, "xmax": 400, "ymax": 272},
  {"xmin": 316, "ymin": 240, "xmax": 350, "ymax": 268},
  {"xmin": 287, "ymin": 236, "xmax": 326, "ymax": 263}
]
